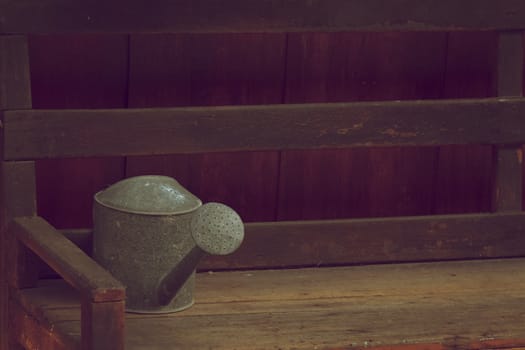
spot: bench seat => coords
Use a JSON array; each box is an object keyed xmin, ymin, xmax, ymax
[{"xmin": 11, "ymin": 258, "xmax": 525, "ymax": 350}]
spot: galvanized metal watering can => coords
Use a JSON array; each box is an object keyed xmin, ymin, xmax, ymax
[{"xmin": 92, "ymin": 175, "xmax": 244, "ymax": 313}]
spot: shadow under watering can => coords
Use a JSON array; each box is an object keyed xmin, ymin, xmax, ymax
[{"xmin": 92, "ymin": 175, "xmax": 244, "ymax": 313}]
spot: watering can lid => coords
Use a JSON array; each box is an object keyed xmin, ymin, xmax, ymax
[{"xmin": 94, "ymin": 176, "xmax": 202, "ymax": 215}]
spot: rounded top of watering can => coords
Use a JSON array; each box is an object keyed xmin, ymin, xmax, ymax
[{"xmin": 94, "ymin": 175, "xmax": 202, "ymax": 215}]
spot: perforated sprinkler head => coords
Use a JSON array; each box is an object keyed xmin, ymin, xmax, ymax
[{"xmin": 191, "ymin": 202, "xmax": 245, "ymax": 255}]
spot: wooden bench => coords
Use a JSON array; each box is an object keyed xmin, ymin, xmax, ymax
[{"xmin": 1, "ymin": 1, "xmax": 525, "ymax": 349}]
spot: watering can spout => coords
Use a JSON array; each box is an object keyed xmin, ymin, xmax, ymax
[{"xmin": 157, "ymin": 202, "xmax": 244, "ymax": 306}]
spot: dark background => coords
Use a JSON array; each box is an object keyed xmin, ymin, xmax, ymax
[{"xmin": 29, "ymin": 32, "xmax": 525, "ymax": 229}]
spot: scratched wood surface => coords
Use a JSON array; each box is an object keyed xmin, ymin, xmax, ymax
[
  {"xmin": 3, "ymin": 1, "xmax": 525, "ymax": 34},
  {"xmin": 279, "ymin": 32, "xmax": 446, "ymax": 220},
  {"xmin": 26, "ymin": 32, "xmax": 524, "ymax": 240},
  {"xmin": 0, "ymin": 35, "xmax": 34, "ymax": 350},
  {"xmin": 11, "ymin": 258, "xmax": 525, "ymax": 350},
  {"xmin": 28, "ymin": 35, "xmax": 128, "ymax": 229},
  {"xmin": 125, "ymin": 33, "xmax": 285, "ymax": 222},
  {"xmin": 6, "ymin": 98, "xmax": 525, "ymax": 160},
  {"xmin": 434, "ymin": 31, "xmax": 498, "ymax": 214},
  {"xmin": 62, "ymin": 212, "xmax": 525, "ymax": 270}
]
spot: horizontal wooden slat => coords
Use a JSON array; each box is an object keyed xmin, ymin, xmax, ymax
[
  {"xmin": 1, "ymin": 0, "xmax": 525, "ymax": 34},
  {"xmin": 5, "ymin": 98, "xmax": 525, "ymax": 160},
  {"xmin": 13, "ymin": 216, "xmax": 124, "ymax": 302},
  {"xmin": 62, "ymin": 212, "xmax": 525, "ymax": 270}
]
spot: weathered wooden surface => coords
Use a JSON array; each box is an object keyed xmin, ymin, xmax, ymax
[
  {"xmin": 62, "ymin": 212, "xmax": 525, "ymax": 270},
  {"xmin": 498, "ymin": 31, "xmax": 524, "ymax": 97},
  {"xmin": 13, "ymin": 258, "xmax": 525, "ymax": 349},
  {"xmin": 2, "ymin": 0, "xmax": 525, "ymax": 34},
  {"xmin": 9, "ymin": 297, "xmax": 78, "ymax": 350},
  {"xmin": 201, "ymin": 213, "xmax": 525, "ymax": 269},
  {"xmin": 81, "ymin": 299, "xmax": 125, "ymax": 350},
  {"xmin": 0, "ymin": 36, "xmax": 32, "ymax": 109},
  {"xmin": 279, "ymin": 32, "xmax": 445, "ymax": 220},
  {"xmin": 434, "ymin": 32, "xmax": 498, "ymax": 214},
  {"xmin": 28, "ymin": 35, "xmax": 128, "ymax": 229},
  {"xmin": 13, "ymin": 216, "xmax": 124, "ymax": 302},
  {"xmin": 27, "ymin": 32, "xmax": 511, "ymax": 228},
  {"xmin": 492, "ymin": 146, "xmax": 523, "ymax": 211},
  {"xmin": 492, "ymin": 31, "xmax": 524, "ymax": 213},
  {"xmin": 0, "ymin": 162, "xmax": 39, "ymax": 350},
  {"xmin": 5, "ymin": 97, "xmax": 525, "ymax": 160},
  {"xmin": 126, "ymin": 33, "xmax": 285, "ymax": 223},
  {"xmin": 0, "ymin": 34, "xmax": 33, "ymax": 350},
  {"xmin": 3, "ymin": 162, "xmax": 39, "ymax": 289}
]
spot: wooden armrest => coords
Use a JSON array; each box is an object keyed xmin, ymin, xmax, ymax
[{"xmin": 12, "ymin": 216, "xmax": 124, "ymax": 302}]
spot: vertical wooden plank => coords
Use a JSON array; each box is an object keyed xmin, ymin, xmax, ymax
[
  {"xmin": 523, "ymin": 34, "xmax": 525, "ymax": 209},
  {"xmin": 492, "ymin": 31, "xmax": 524, "ymax": 212},
  {"xmin": 493, "ymin": 146, "xmax": 523, "ymax": 211},
  {"xmin": 126, "ymin": 33, "xmax": 286, "ymax": 222},
  {"xmin": 81, "ymin": 299, "xmax": 124, "ymax": 350},
  {"xmin": 279, "ymin": 32, "xmax": 447, "ymax": 220},
  {"xmin": 498, "ymin": 32, "xmax": 524, "ymax": 97},
  {"xmin": 0, "ymin": 35, "xmax": 33, "ymax": 350},
  {"xmin": 0, "ymin": 36, "xmax": 32, "ymax": 109},
  {"xmin": 435, "ymin": 32, "xmax": 497, "ymax": 214},
  {"xmin": 28, "ymin": 35, "xmax": 128, "ymax": 228},
  {"xmin": 3, "ymin": 162, "xmax": 39, "ymax": 289}
]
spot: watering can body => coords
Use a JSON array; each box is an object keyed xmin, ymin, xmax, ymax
[{"xmin": 93, "ymin": 176, "xmax": 244, "ymax": 314}]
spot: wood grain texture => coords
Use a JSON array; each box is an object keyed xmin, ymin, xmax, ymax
[
  {"xmin": 12, "ymin": 258, "xmax": 525, "ymax": 349},
  {"xmin": 81, "ymin": 299, "xmax": 124, "ymax": 350},
  {"xmin": 498, "ymin": 31, "xmax": 524, "ymax": 97},
  {"xmin": 127, "ymin": 34, "xmax": 287, "ymax": 107},
  {"xmin": 0, "ymin": 35, "xmax": 32, "ymax": 109},
  {"xmin": 491, "ymin": 31, "xmax": 524, "ymax": 213},
  {"xmin": 9, "ymin": 297, "xmax": 76, "ymax": 350},
  {"xmin": 201, "ymin": 212, "xmax": 525, "ymax": 269},
  {"xmin": 492, "ymin": 146, "xmax": 524, "ymax": 211},
  {"xmin": 28, "ymin": 35, "xmax": 128, "ymax": 229},
  {"xmin": 435, "ymin": 31, "xmax": 497, "ymax": 214},
  {"xmin": 62, "ymin": 212, "xmax": 525, "ymax": 270},
  {"xmin": 443, "ymin": 32, "xmax": 498, "ymax": 100},
  {"xmin": 0, "ymin": 34, "xmax": 32, "ymax": 350},
  {"xmin": 2, "ymin": 0, "xmax": 525, "ymax": 34},
  {"xmin": 0, "ymin": 162, "xmax": 39, "ymax": 350},
  {"xmin": 434, "ymin": 145, "xmax": 493, "ymax": 214},
  {"xmin": 276, "ymin": 147, "xmax": 438, "ymax": 220},
  {"xmin": 284, "ymin": 32, "xmax": 448, "ymax": 103},
  {"xmin": 280, "ymin": 32, "xmax": 445, "ymax": 220},
  {"xmin": 6, "ymin": 98, "xmax": 525, "ymax": 160},
  {"xmin": 13, "ymin": 216, "xmax": 124, "ymax": 302},
  {"xmin": 3, "ymin": 162, "xmax": 39, "ymax": 290},
  {"xmin": 126, "ymin": 33, "xmax": 285, "ymax": 222}
]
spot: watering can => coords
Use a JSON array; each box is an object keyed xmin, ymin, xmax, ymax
[{"xmin": 92, "ymin": 175, "xmax": 244, "ymax": 313}]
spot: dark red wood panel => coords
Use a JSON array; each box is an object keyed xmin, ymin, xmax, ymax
[
  {"xmin": 279, "ymin": 32, "xmax": 448, "ymax": 220},
  {"xmin": 523, "ymin": 34, "xmax": 525, "ymax": 208},
  {"xmin": 126, "ymin": 34, "xmax": 286, "ymax": 222},
  {"xmin": 29, "ymin": 35, "xmax": 128, "ymax": 228},
  {"xmin": 434, "ymin": 32, "xmax": 498, "ymax": 214}
]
